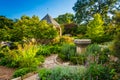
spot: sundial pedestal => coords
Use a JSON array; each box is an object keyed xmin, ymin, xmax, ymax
[{"xmin": 74, "ymin": 39, "xmax": 91, "ymax": 54}]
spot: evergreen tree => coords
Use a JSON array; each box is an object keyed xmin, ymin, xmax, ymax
[{"xmin": 86, "ymin": 13, "xmax": 104, "ymax": 43}]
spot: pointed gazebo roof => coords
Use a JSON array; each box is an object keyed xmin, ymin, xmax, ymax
[{"xmin": 41, "ymin": 14, "xmax": 60, "ymax": 28}]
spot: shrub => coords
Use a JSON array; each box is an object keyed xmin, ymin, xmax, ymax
[
  {"xmin": 0, "ymin": 47, "xmax": 19, "ymax": 67},
  {"xmin": 0, "ymin": 44, "xmax": 44, "ymax": 68},
  {"xmin": 13, "ymin": 67, "xmax": 36, "ymax": 78},
  {"xmin": 38, "ymin": 65, "xmax": 118, "ymax": 80},
  {"xmin": 38, "ymin": 66, "xmax": 86, "ymax": 80},
  {"xmin": 58, "ymin": 43, "xmax": 87, "ymax": 65},
  {"xmin": 58, "ymin": 44, "xmax": 76, "ymax": 61},
  {"xmin": 37, "ymin": 55, "xmax": 45, "ymax": 63},
  {"xmin": 70, "ymin": 54, "xmax": 87, "ymax": 65},
  {"xmin": 63, "ymin": 23, "xmax": 78, "ymax": 36},
  {"xmin": 11, "ymin": 16, "xmax": 58, "ymax": 42},
  {"xmin": 49, "ymin": 45, "xmax": 61, "ymax": 54},
  {"xmin": 85, "ymin": 63, "xmax": 118, "ymax": 80},
  {"xmin": 38, "ymin": 68, "xmax": 52, "ymax": 80},
  {"xmin": 86, "ymin": 44, "xmax": 101, "ymax": 55},
  {"xmin": 36, "ymin": 45, "xmax": 51, "ymax": 56},
  {"xmin": 98, "ymin": 47, "xmax": 110, "ymax": 64},
  {"xmin": 85, "ymin": 44, "xmax": 101, "ymax": 63},
  {"xmin": 86, "ymin": 44, "xmax": 110, "ymax": 64},
  {"xmin": 37, "ymin": 45, "xmax": 61, "ymax": 55},
  {"xmin": 60, "ymin": 36, "xmax": 74, "ymax": 44},
  {"xmin": 0, "ymin": 46, "xmax": 9, "ymax": 58},
  {"xmin": 76, "ymin": 24, "xmax": 87, "ymax": 35},
  {"xmin": 51, "ymin": 37, "xmax": 60, "ymax": 45},
  {"xmin": 109, "ymin": 60, "xmax": 120, "ymax": 73},
  {"xmin": 16, "ymin": 44, "xmax": 42, "ymax": 68},
  {"xmin": 36, "ymin": 44, "xmax": 61, "ymax": 56},
  {"xmin": 51, "ymin": 36, "xmax": 74, "ymax": 45}
]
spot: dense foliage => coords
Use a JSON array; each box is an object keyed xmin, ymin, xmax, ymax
[
  {"xmin": 0, "ymin": 16, "xmax": 14, "ymax": 29},
  {"xmin": 0, "ymin": 15, "xmax": 58, "ymax": 42},
  {"xmin": 38, "ymin": 64, "xmax": 117, "ymax": 80},
  {"xmin": 38, "ymin": 66, "xmax": 86, "ymax": 80},
  {"xmin": 12, "ymin": 15, "xmax": 57, "ymax": 42},
  {"xmin": 85, "ymin": 63, "xmax": 117, "ymax": 80},
  {"xmin": 0, "ymin": 44, "xmax": 44, "ymax": 68},
  {"xmin": 58, "ymin": 44, "xmax": 76, "ymax": 61},
  {"xmin": 55, "ymin": 13, "xmax": 74, "ymax": 24},
  {"xmin": 73, "ymin": 0, "xmax": 120, "ymax": 24},
  {"xmin": 86, "ymin": 13, "xmax": 104, "ymax": 43},
  {"xmin": 13, "ymin": 67, "xmax": 36, "ymax": 78}
]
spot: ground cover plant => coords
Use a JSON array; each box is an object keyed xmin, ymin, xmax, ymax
[
  {"xmin": 38, "ymin": 66, "xmax": 86, "ymax": 80},
  {"xmin": 38, "ymin": 64, "xmax": 118, "ymax": 80}
]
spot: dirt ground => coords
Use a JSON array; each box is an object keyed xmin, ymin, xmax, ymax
[{"xmin": 0, "ymin": 66, "xmax": 15, "ymax": 80}]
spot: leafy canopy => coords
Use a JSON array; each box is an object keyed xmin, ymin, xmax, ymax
[
  {"xmin": 73, "ymin": 0, "xmax": 120, "ymax": 24},
  {"xmin": 55, "ymin": 13, "xmax": 74, "ymax": 24},
  {"xmin": 12, "ymin": 15, "xmax": 58, "ymax": 41},
  {"xmin": 0, "ymin": 16, "xmax": 14, "ymax": 29},
  {"xmin": 0, "ymin": 15, "xmax": 58, "ymax": 42}
]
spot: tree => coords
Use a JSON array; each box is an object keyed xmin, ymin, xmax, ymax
[
  {"xmin": 73, "ymin": 0, "xmax": 120, "ymax": 24},
  {"xmin": 0, "ymin": 16, "xmax": 14, "ymax": 41},
  {"xmin": 0, "ymin": 28, "xmax": 11, "ymax": 41},
  {"xmin": 112, "ymin": 11, "xmax": 120, "ymax": 34},
  {"xmin": 11, "ymin": 15, "xmax": 57, "ymax": 42},
  {"xmin": 0, "ymin": 16, "xmax": 14, "ymax": 29},
  {"xmin": 55, "ymin": 13, "xmax": 74, "ymax": 24},
  {"xmin": 33, "ymin": 20, "xmax": 58, "ymax": 40},
  {"xmin": 86, "ymin": 13, "xmax": 104, "ymax": 43},
  {"xmin": 77, "ymin": 24, "xmax": 87, "ymax": 35},
  {"xmin": 63, "ymin": 23, "xmax": 77, "ymax": 35},
  {"xmin": 111, "ymin": 12, "xmax": 120, "ymax": 59},
  {"xmin": 104, "ymin": 11, "xmax": 120, "ymax": 41},
  {"xmin": 11, "ymin": 15, "xmax": 36, "ymax": 41},
  {"xmin": 0, "ymin": 15, "xmax": 58, "ymax": 42}
]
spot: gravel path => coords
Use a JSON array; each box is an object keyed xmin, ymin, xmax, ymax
[
  {"xmin": 43, "ymin": 54, "xmax": 70, "ymax": 68},
  {"xmin": 42, "ymin": 54, "xmax": 58, "ymax": 68}
]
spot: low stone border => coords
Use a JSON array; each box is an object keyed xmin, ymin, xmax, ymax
[
  {"xmin": 54, "ymin": 55, "xmax": 70, "ymax": 66},
  {"xmin": 11, "ymin": 77, "xmax": 21, "ymax": 80},
  {"xmin": 54, "ymin": 55, "xmax": 61, "ymax": 65}
]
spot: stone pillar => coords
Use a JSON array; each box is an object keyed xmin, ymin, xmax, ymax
[{"xmin": 74, "ymin": 39, "xmax": 91, "ymax": 54}]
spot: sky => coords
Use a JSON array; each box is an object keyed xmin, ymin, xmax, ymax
[{"xmin": 0, "ymin": 0, "xmax": 77, "ymax": 19}]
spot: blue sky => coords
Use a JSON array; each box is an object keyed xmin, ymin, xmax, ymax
[{"xmin": 0, "ymin": 0, "xmax": 76, "ymax": 19}]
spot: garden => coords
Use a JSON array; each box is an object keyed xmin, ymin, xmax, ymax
[{"xmin": 0, "ymin": 0, "xmax": 120, "ymax": 80}]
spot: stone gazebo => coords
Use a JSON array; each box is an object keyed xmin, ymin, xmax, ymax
[
  {"xmin": 74, "ymin": 39, "xmax": 91, "ymax": 54},
  {"xmin": 42, "ymin": 14, "xmax": 62, "ymax": 36}
]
